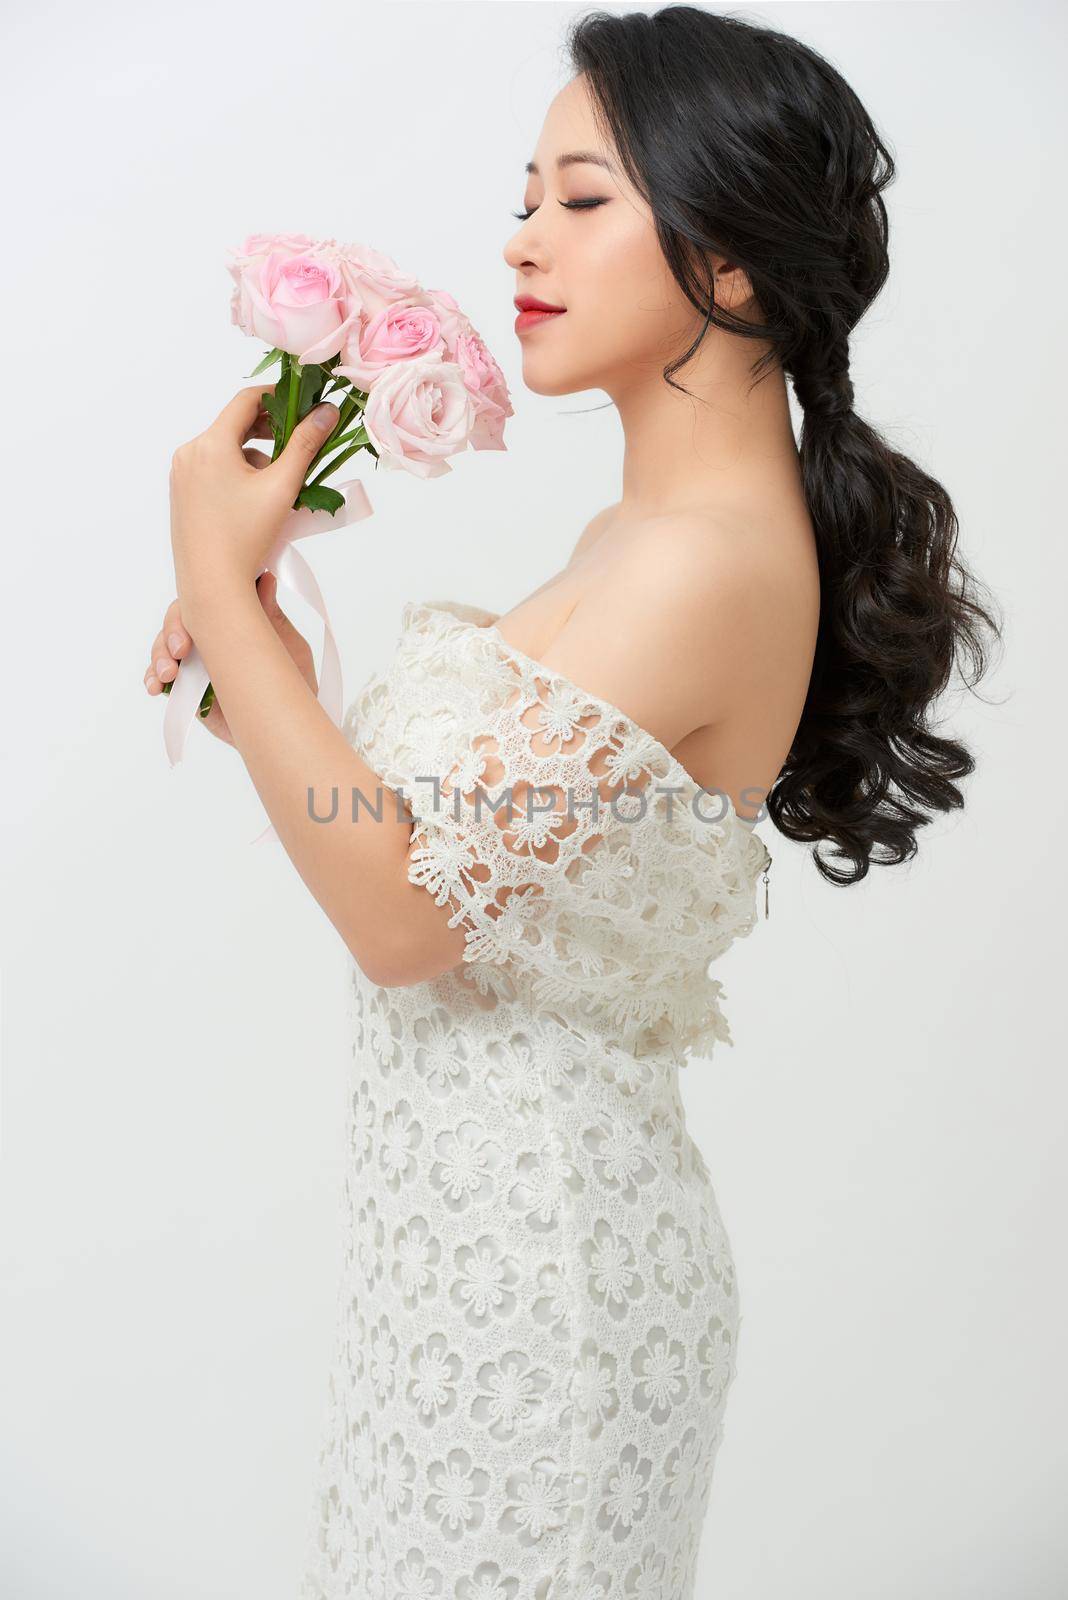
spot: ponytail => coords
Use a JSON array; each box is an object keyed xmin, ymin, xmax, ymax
[
  {"xmin": 568, "ymin": 4, "xmax": 1003, "ymax": 884},
  {"xmin": 784, "ymin": 355, "xmax": 999, "ymax": 881}
]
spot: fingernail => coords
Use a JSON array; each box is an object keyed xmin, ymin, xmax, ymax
[
  {"xmin": 311, "ymin": 404, "xmax": 336, "ymax": 431},
  {"xmin": 167, "ymin": 632, "xmax": 183, "ymax": 654}
]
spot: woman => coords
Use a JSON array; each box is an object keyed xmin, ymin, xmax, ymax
[{"xmin": 147, "ymin": 7, "xmax": 998, "ymax": 1596}]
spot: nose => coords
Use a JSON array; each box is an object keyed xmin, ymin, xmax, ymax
[{"xmin": 503, "ymin": 215, "xmax": 539, "ymax": 272}]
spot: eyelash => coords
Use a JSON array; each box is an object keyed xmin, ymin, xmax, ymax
[{"xmin": 510, "ymin": 198, "xmax": 607, "ymax": 221}]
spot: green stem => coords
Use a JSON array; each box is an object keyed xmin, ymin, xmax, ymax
[
  {"xmin": 284, "ymin": 354, "xmax": 302, "ymax": 445},
  {"xmin": 306, "ymin": 389, "xmax": 362, "ymax": 475},
  {"xmin": 307, "ymin": 424, "xmax": 363, "ymax": 460},
  {"xmin": 192, "ymin": 358, "xmax": 360, "ymax": 720},
  {"xmin": 308, "ymin": 435, "xmax": 369, "ymax": 487}
]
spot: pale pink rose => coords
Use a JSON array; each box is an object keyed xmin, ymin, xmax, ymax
[
  {"xmin": 334, "ymin": 296, "xmax": 448, "ymax": 391},
  {"xmin": 330, "ymin": 241, "xmax": 424, "ymax": 318},
  {"xmin": 468, "ymin": 392, "xmax": 511, "ymax": 451},
  {"xmin": 418, "ymin": 289, "xmax": 475, "ymax": 367},
  {"xmin": 232, "ymin": 231, "xmax": 319, "ymax": 260},
  {"xmin": 450, "ymin": 324, "xmax": 514, "ymax": 451},
  {"xmin": 421, "ymin": 290, "xmax": 514, "ymax": 453},
  {"xmin": 226, "ymin": 233, "xmax": 320, "ymax": 332},
  {"xmin": 362, "ymin": 355, "xmax": 475, "ymax": 479},
  {"xmin": 227, "ymin": 243, "xmax": 360, "ymax": 363}
]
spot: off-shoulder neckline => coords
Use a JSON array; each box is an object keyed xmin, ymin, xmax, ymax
[{"xmin": 403, "ymin": 597, "xmax": 770, "ymax": 859}]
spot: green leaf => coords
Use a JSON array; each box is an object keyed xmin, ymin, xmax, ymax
[
  {"xmin": 298, "ymin": 362, "xmax": 329, "ymax": 415},
  {"xmin": 317, "ymin": 425, "xmax": 362, "ymax": 453},
  {"xmin": 296, "ymin": 483, "xmax": 345, "ymax": 515},
  {"xmin": 246, "ymin": 347, "xmax": 283, "ymax": 377},
  {"xmin": 260, "ymin": 387, "xmax": 288, "ymax": 438},
  {"xmin": 274, "ymin": 364, "xmax": 293, "ymax": 407}
]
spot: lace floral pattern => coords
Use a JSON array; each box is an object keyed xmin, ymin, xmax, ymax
[
  {"xmin": 297, "ymin": 598, "xmax": 771, "ymax": 1599},
  {"xmin": 355, "ymin": 599, "xmax": 769, "ymax": 1062}
]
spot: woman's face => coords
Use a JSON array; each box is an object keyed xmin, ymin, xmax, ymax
[{"xmin": 504, "ymin": 74, "xmax": 697, "ymax": 399}]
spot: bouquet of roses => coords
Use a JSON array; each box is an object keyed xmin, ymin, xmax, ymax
[{"xmin": 163, "ymin": 230, "xmax": 513, "ymax": 731}]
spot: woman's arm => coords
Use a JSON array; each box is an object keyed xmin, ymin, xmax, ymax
[
  {"xmin": 165, "ymin": 387, "xmax": 755, "ymax": 991},
  {"xmin": 164, "ymin": 382, "xmax": 478, "ymax": 987},
  {"xmin": 181, "ymin": 572, "xmax": 471, "ymax": 987},
  {"xmin": 189, "ymin": 523, "xmax": 753, "ymax": 996}
]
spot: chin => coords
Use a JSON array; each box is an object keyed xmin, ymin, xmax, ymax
[{"xmin": 519, "ymin": 353, "xmax": 601, "ymax": 398}]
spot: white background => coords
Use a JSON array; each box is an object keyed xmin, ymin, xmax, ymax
[{"xmin": 1, "ymin": 2, "xmax": 1064, "ymax": 1595}]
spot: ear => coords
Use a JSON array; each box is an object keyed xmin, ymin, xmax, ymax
[{"xmin": 710, "ymin": 252, "xmax": 755, "ymax": 314}]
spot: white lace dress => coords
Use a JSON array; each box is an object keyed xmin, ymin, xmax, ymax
[{"xmin": 298, "ymin": 598, "xmax": 773, "ymax": 1600}]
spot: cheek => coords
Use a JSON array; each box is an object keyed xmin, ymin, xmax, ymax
[{"xmin": 583, "ymin": 214, "xmax": 680, "ymax": 352}]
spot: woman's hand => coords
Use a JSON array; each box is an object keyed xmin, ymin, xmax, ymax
[
  {"xmin": 168, "ymin": 382, "xmax": 338, "ymax": 624},
  {"xmin": 144, "ymin": 571, "xmax": 318, "ymax": 747}
]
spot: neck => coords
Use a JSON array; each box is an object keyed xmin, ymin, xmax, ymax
[{"xmin": 607, "ymin": 341, "xmax": 804, "ymax": 519}]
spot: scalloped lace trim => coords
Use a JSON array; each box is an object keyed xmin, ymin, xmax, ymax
[{"xmin": 391, "ymin": 600, "xmax": 769, "ymax": 1061}]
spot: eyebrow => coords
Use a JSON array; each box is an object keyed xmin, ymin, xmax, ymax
[{"xmin": 525, "ymin": 151, "xmax": 616, "ymax": 176}]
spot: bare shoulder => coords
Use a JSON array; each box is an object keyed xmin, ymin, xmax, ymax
[
  {"xmin": 566, "ymin": 501, "xmax": 622, "ymax": 567},
  {"xmin": 536, "ymin": 509, "xmax": 788, "ymax": 749}
]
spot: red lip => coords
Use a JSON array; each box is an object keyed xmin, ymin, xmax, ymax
[{"xmin": 514, "ymin": 293, "xmax": 567, "ymax": 335}]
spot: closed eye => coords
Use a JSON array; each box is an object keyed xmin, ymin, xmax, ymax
[{"xmin": 511, "ymin": 198, "xmax": 608, "ymax": 221}]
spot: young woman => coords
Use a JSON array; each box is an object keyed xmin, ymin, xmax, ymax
[{"xmin": 146, "ymin": 7, "xmax": 998, "ymax": 1596}]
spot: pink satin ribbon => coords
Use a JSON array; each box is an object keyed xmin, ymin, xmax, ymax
[{"xmin": 162, "ymin": 477, "xmax": 374, "ymax": 844}]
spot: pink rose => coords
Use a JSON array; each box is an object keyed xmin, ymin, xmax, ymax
[
  {"xmin": 422, "ymin": 290, "xmax": 514, "ymax": 452},
  {"xmin": 226, "ymin": 233, "xmax": 317, "ymax": 332},
  {"xmin": 231, "ymin": 231, "xmax": 318, "ymax": 261},
  {"xmin": 450, "ymin": 324, "xmax": 514, "ymax": 451},
  {"xmin": 420, "ymin": 286, "xmax": 467, "ymax": 348},
  {"xmin": 362, "ymin": 355, "xmax": 475, "ymax": 479},
  {"xmin": 329, "ymin": 241, "xmax": 424, "ymax": 318},
  {"xmin": 334, "ymin": 296, "xmax": 448, "ymax": 391},
  {"xmin": 226, "ymin": 241, "xmax": 360, "ymax": 364}
]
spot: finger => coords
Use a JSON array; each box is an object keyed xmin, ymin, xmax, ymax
[
  {"xmin": 152, "ymin": 649, "xmax": 179, "ymax": 684},
  {"xmin": 268, "ymin": 400, "xmax": 338, "ymax": 497},
  {"xmin": 242, "ymin": 445, "xmax": 272, "ymax": 470},
  {"xmin": 161, "ymin": 604, "xmax": 191, "ymax": 659},
  {"xmin": 147, "ymin": 626, "xmax": 180, "ymax": 685},
  {"xmin": 256, "ymin": 569, "xmax": 284, "ymax": 618},
  {"xmin": 242, "ymin": 411, "xmax": 274, "ymax": 449},
  {"xmin": 208, "ymin": 382, "xmax": 278, "ymax": 450}
]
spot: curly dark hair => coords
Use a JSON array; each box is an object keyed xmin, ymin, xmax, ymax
[{"xmin": 566, "ymin": 5, "xmax": 1003, "ymax": 885}]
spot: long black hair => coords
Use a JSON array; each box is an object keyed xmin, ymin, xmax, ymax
[{"xmin": 566, "ymin": 5, "xmax": 1002, "ymax": 885}]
